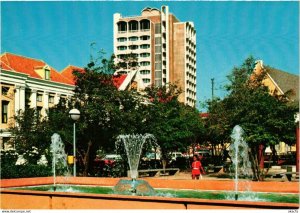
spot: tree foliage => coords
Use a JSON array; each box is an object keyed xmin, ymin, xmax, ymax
[
  {"xmin": 143, "ymin": 84, "xmax": 205, "ymax": 159},
  {"xmin": 10, "ymin": 109, "xmax": 48, "ymax": 156},
  {"xmin": 206, "ymin": 56, "xmax": 298, "ymax": 180}
]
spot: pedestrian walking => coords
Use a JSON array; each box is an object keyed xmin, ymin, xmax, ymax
[{"xmin": 191, "ymin": 154, "xmax": 205, "ymax": 179}]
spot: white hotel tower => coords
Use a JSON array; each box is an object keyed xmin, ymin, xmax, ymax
[{"xmin": 113, "ymin": 6, "xmax": 197, "ymax": 107}]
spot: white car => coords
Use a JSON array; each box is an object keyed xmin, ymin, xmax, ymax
[
  {"xmin": 103, "ymin": 154, "xmax": 122, "ymax": 161},
  {"xmin": 169, "ymin": 152, "xmax": 183, "ymax": 161}
]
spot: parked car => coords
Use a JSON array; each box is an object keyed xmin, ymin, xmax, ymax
[
  {"xmin": 142, "ymin": 152, "xmax": 161, "ymax": 160},
  {"xmin": 102, "ymin": 154, "xmax": 122, "ymax": 166},
  {"xmin": 93, "ymin": 154, "xmax": 122, "ymax": 177},
  {"xmin": 169, "ymin": 152, "xmax": 183, "ymax": 161},
  {"xmin": 195, "ymin": 149, "xmax": 211, "ymax": 157}
]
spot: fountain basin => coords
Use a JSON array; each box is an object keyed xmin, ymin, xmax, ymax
[{"xmin": 1, "ymin": 177, "xmax": 299, "ymax": 209}]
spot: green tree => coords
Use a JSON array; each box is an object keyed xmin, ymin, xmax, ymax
[
  {"xmin": 71, "ymin": 52, "xmax": 147, "ymax": 176},
  {"xmin": 177, "ymin": 104, "xmax": 205, "ymax": 155},
  {"xmin": 207, "ymin": 56, "xmax": 298, "ymax": 180},
  {"xmin": 10, "ymin": 109, "xmax": 49, "ymax": 163},
  {"xmin": 71, "ymin": 59, "xmax": 119, "ymax": 175},
  {"xmin": 143, "ymin": 84, "xmax": 205, "ymax": 162}
]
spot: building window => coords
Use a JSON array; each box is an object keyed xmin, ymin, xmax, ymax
[
  {"xmin": 140, "ymin": 53, "xmax": 150, "ymax": 58},
  {"xmin": 117, "ymin": 46, "xmax": 127, "ymax": 50},
  {"xmin": 2, "ymin": 87, "xmax": 9, "ymax": 96},
  {"xmin": 140, "ymin": 61, "xmax": 150, "ymax": 66},
  {"xmin": 155, "ymin": 23, "xmax": 161, "ymax": 34},
  {"xmin": 129, "ymin": 61, "xmax": 139, "ymax": 68},
  {"xmin": 155, "ymin": 37, "xmax": 162, "ymax": 44},
  {"xmin": 155, "ymin": 46, "xmax": 161, "ymax": 53},
  {"xmin": 117, "ymin": 54, "xmax": 126, "ymax": 59},
  {"xmin": 140, "ymin": 19, "xmax": 150, "ymax": 31},
  {"xmin": 129, "ymin": 45, "xmax": 138, "ymax": 50},
  {"xmin": 45, "ymin": 69, "xmax": 50, "ymax": 80},
  {"xmin": 117, "ymin": 21, "xmax": 127, "ymax": 32},
  {"xmin": 49, "ymin": 95, "xmax": 55, "ymax": 104},
  {"xmin": 2, "ymin": 101, "xmax": 9, "ymax": 123},
  {"xmin": 155, "ymin": 54, "xmax": 162, "ymax": 61},
  {"xmin": 140, "ymin": 35, "xmax": 150, "ymax": 40},
  {"xmin": 130, "ymin": 53, "xmax": 139, "ymax": 58},
  {"xmin": 155, "ymin": 71, "xmax": 162, "ymax": 78},
  {"xmin": 140, "ymin": 44, "xmax": 150, "ymax": 49},
  {"xmin": 155, "ymin": 80, "xmax": 162, "ymax": 86},
  {"xmin": 143, "ymin": 78, "xmax": 151, "ymax": 83},
  {"xmin": 129, "ymin": 20, "xmax": 139, "ymax": 31},
  {"xmin": 140, "ymin": 70, "xmax": 150, "ymax": 75},
  {"xmin": 117, "ymin": 37, "xmax": 127, "ymax": 42},
  {"xmin": 155, "ymin": 63, "xmax": 162, "ymax": 70},
  {"xmin": 129, "ymin": 36, "xmax": 138, "ymax": 41},
  {"xmin": 25, "ymin": 91, "xmax": 31, "ymax": 106},
  {"xmin": 37, "ymin": 93, "xmax": 43, "ymax": 102}
]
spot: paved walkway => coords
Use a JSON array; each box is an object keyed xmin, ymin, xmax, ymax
[
  {"xmin": 143, "ymin": 171, "xmax": 230, "ymax": 180},
  {"xmin": 143, "ymin": 171, "xmax": 299, "ymax": 182}
]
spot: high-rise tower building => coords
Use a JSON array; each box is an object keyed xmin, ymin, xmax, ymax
[{"xmin": 113, "ymin": 6, "xmax": 196, "ymax": 107}]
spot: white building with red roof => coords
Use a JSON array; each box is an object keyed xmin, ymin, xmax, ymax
[
  {"xmin": 0, "ymin": 52, "xmax": 149, "ymax": 148},
  {"xmin": 0, "ymin": 52, "xmax": 76, "ymax": 148}
]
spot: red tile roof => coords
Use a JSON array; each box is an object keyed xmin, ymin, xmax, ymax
[
  {"xmin": 61, "ymin": 65, "xmax": 85, "ymax": 85},
  {"xmin": 61, "ymin": 66, "xmax": 126, "ymax": 89},
  {"xmin": 1, "ymin": 52, "xmax": 128, "ymax": 89},
  {"xmin": 113, "ymin": 74, "xmax": 127, "ymax": 89},
  {"xmin": 1, "ymin": 52, "xmax": 74, "ymax": 85}
]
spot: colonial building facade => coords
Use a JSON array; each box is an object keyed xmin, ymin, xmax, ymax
[
  {"xmin": 254, "ymin": 60, "xmax": 299, "ymax": 103},
  {"xmin": 113, "ymin": 6, "xmax": 197, "ymax": 107},
  {"xmin": 254, "ymin": 60, "xmax": 299, "ymax": 154},
  {"xmin": 0, "ymin": 52, "xmax": 75, "ymax": 149}
]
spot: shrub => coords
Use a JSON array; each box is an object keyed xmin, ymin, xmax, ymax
[
  {"xmin": 0, "ymin": 149, "xmax": 18, "ymax": 165},
  {"xmin": 1, "ymin": 164, "xmax": 52, "ymax": 179},
  {"xmin": 23, "ymin": 146, "xmax": 41, "ymax": 165}
]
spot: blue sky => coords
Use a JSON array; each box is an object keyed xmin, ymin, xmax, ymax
[{"xmin": 1, "ymin": 1, "xmax": 299, "ymax": 111}]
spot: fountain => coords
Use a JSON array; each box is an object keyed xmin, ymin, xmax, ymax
[
  {"xmin": 50, "ymin": 133, "xmax": 69, "ymax": 191},
  {"xmin": 114, "ymin": 133, "xmax": 157, "ymax": 195},
  {"xmin": 1, "ymin": 131, "xmax": 298, "ymax": 209},
  {"xmin": 228, "ymin": 125, "xmax": 253, "ymax": 201}
]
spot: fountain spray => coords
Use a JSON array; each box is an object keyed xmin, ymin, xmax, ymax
[
  {"xmin": 114, "ymin": 133, "xmax": 158, "ymax": 195},
  {"xmin": 50, "ymin": 133, "xmax": 68, "ymax": 191},
  {"xmin": 229, "ymin": 125, "xmax": 252, "ymax": 201}
]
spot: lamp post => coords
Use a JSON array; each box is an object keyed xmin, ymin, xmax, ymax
[
  {"xmin": 69, "ymin": 108, "xmax": 80, "ymax": 177},
  {"xmin": 295, "ymin": 112, "xmax": 299, "ymax": 173}
]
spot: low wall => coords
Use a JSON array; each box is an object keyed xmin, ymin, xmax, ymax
[{"xmin": 1, "ymin": 177, "xmax": 299, "ymax": 209}]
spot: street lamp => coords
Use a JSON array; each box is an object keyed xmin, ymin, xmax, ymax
[
  {"xmin": 295, "ymin": 112, "xmax": 299, "ymax": 173},
  {"xmin": 69, "ymin": 108, "xmax": 80, "ymax": 177}
]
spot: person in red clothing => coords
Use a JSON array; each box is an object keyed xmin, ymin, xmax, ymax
[{"xmin": 191, "ymin": 154, "xmax": 205, "ymax": 179}]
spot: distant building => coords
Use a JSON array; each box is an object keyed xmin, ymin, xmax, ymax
[
  {"xmin": 0, "ymin": 52, "xmax": 76, "ymax": 149},
  {"xmin": 254, "ymin": 60, "xmax": 299, "ymax": 103},
  {"xmin": 254, "ymin": 60, "xmax": 299, "ymax": 154},
  {"xmin": 113, "ymin": 6, "xmax": 197, "ymax": 107}
]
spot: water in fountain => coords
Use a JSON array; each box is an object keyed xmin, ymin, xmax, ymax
[
  {"xmin": 227, "ymin": 125, "xmax": 256, "ymax": 201},
  {"xmin": 50, "ymin": 133, "xmax": 69, "ymax": 191},
  {"xmin": 114, "ymin": 133, "xmax": 158, "ymax": 196}
]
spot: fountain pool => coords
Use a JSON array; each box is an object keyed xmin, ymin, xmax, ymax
[
  {"xmin": 1, "ymin": 177, "xmax": 298, "ymax": 209},
  {"xmin": 9, "ymin": 184, "xmax": 299, "ymax": 203}
]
